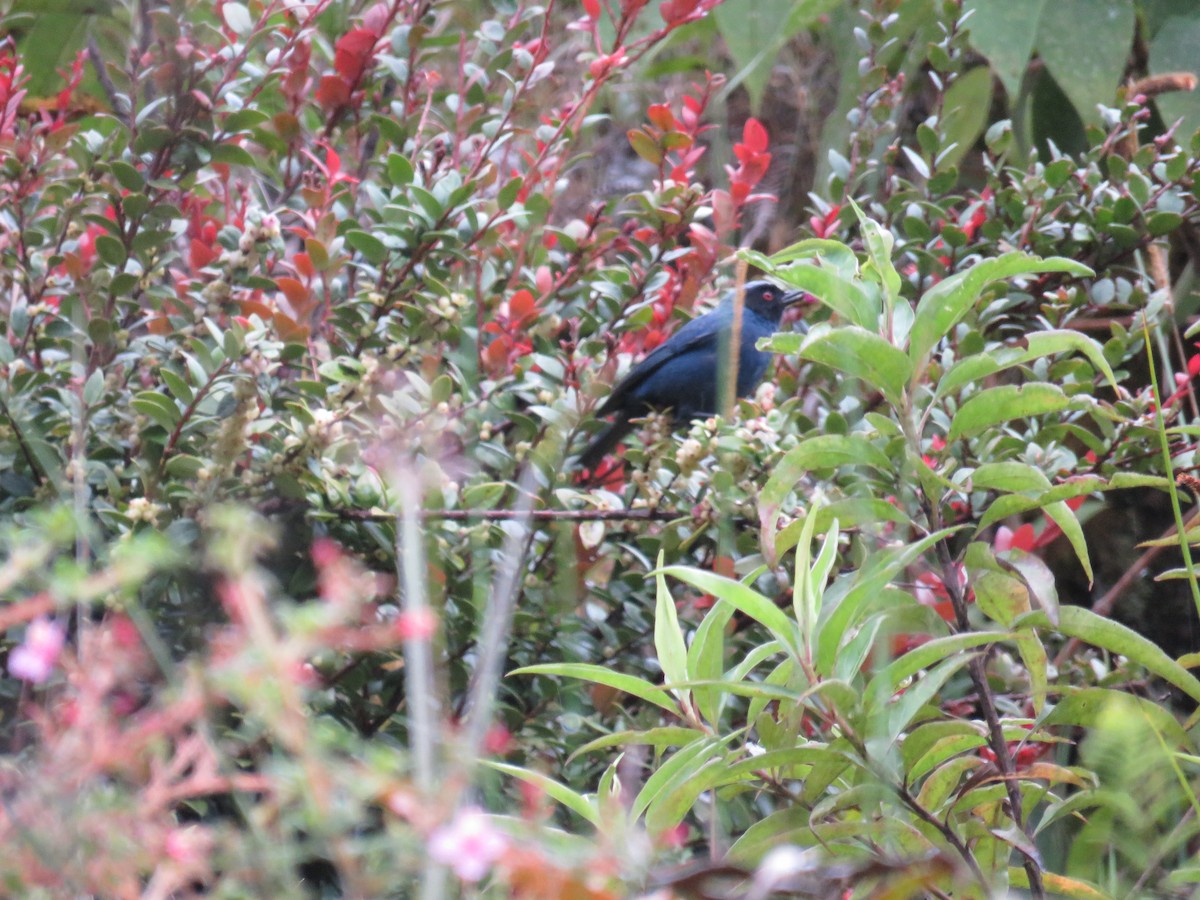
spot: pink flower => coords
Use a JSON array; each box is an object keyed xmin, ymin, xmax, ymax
[
  {"xmin": 428, "ymin": 807, "xmax": 507, "ymax": 882},
  {"xmin": 8, "ymin": 617, "xmax": 65, "ymax": 683}
]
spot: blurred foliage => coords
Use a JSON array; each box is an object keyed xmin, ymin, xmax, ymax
[{"xmin": 1, "ymin": 0, "xmax": 1200, "ymax": 897}]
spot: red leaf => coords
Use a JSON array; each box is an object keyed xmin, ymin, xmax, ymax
[
  {"xmin": 508, "ymin": 288, "xmax": 536, "ymax": 323},
  {"xmin": 334, "ymin": 28, "xmax": 377, "ymax": 83},
  {"xmin": 315, "ymin": 75, "xmax": 350, "ymax": 111},
  {"xmin": 293, "ymin": 253, "xmax": 315, "ymax": 280},
  {"xmin": 583, "ymin": 0, "xmax": 601, "ymax": 18},
  {"xmin": 276, "ymin": 276, "xmax": 310, "ymax": 311},
  {"xmin": 484, "ymin": 334, "xmax": 513, "ymax": 373},
  {"xmin": 189, "ymin": 238, "xmax": 219, "ymax": 270},
  {"xmin": 742, "ymin": 117, "xmax": 768, "ymax": 152},
  {"xmin": 646, "ymin": 103, "xmax": 676, "ymax": 133}
]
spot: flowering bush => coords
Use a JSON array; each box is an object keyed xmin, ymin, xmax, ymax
[{"xmin": 2, "ymin": 0, "xmax": 1200, "ymax": 897}]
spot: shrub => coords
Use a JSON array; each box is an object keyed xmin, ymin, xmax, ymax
[{"xmin": 2, "ymin": 0, "xmax": 1200, "ymax": 897}]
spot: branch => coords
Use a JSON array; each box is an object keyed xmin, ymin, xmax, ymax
[{"xmin": 335, "ymin": 506, "xmax": 689, "ymax": 523}]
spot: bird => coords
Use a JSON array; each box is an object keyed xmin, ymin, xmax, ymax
[{"xmin": 577, "ymin": 280, "xmax": 806, "ymax": 470}]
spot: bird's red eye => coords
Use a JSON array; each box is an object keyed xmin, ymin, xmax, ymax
[{"xmin": 764, "ymin": 290, "xmax": 775, "ymax": 301}]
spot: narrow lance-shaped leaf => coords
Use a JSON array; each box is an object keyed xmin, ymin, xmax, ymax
[
  {"xmin": 510, "ymin": 663, "xmax": 681, "ymax": 715},
  {"xmin": 654, "ymin": 552, "xmax": 690, "ymax": 707},
  {"xmin": 1043, "ymin": 499, "xmax": 1093, "ymax": 585},
  {"xmin": 686, "ymin": 600, "xmax": 737, "ymax": 728},
  {"xmin": 483, "ymin": 761, "xmax": 599, "ymax": 826},
  {"xmin": 850, "ymin": 201, "xmax": 901, "ymax": 330},
  {"xmin": 657, "ymin": 566, "xmax": 800, "ymax": 660},
  {"xmin": 1017, "ymin": 607, "xmax": 1200, "ymax": 706}
]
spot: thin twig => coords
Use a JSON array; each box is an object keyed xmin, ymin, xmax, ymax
[{"xmin": 336, "ymin": 506, "xmax": 688, "ymax": 523}]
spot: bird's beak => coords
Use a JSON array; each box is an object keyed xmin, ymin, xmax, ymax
[{"xmin": 781, "ymin": 289, "xmax": 807, "ymax": 307}]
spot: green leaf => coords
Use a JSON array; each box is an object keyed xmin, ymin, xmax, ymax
[
  {"xmin": 210, "ymin": 143, "xmax": 258, "ymax": 167},
  {"xmin": 773, "ymin": 499, "xmax": 911, "ymax": 559},
  {"xmin": 947, "ymin": 383, "xmax": 1072, "ymax": 441},
  {"xmin": 815, "ymin": 528, "xmax": 965, "ymax": 677},
  {"xmin": 657, "ymin": 566, "xmax": 799, "ymax": 659},
  {"xmin": 909, "ymin": 253, "xmax": 1093, "ymax": 372},
  {"xmin": 800, "ymin": 325, "xmax": 913, "ymax": 406},
  {"xmin": 109, "ymin": 160, "xmax": 145, "ymax": 193},
  {"xmin": 345, "ymin": 230, "xmax": 387, "ymax": 265},
  {"xmin": 963, "ymin": 0, "xmax": 1049, "ymax": 98},
  {"xmin": 569, "ymin": 726, "xmax": 707, "ymax": 761},
  {"xmin": 94, "ymin": 234, "xmax": 127, "ymax": 267},
  {"xmin": 653, "ymin": 554, "xmax": 690, "ymax": 705},
  {"xmin": 387, "ymin": 153, "xmax": 414, "ymax": 185},
  {"xmin": 758, "ymin": 434, "xmax": 893, "ymax": 561},
  {"xmin": 159, "ymin": 368, "xmax": 194, "ymax": 405},
  {"xmin": 687, "ymin": 600, "xmax": 736, "ymax": 727},
  {"xmin": 1005, "ymin": 549, "xmax": 1060, "ymax": 626},
  {"xmin": 768, "ymin": 262, "xmax": 879, "ymax": 328},
  {"xmin": 714, "ymin": 0, "xmax": 838, "ymax": 110},
  {"xmin": 626, "ymin": 128, "xmax": 662, "ymax": 165},
  {"xmin": 1043, "ymin": 499, "xmax": 1093, "ymax": 585},
  {"xmin": 1024, "ymin": 329, "xmax": 1118, "ymax": 391},
  {"xmin": 723, "ymin": 745, "xmax": 842, "ymax": 781},
  {"xmin": 976, "ymin": 475, "xmax": 1132, "ymax": 529},
  {"xmin": 165, "ymin": 454, "xmax": 207, "ymax": 478},
  {"xmin": 867, "ymin": 632, "xmax": 1003, "ymax": 701},
  {"xmin": 792, "ymin": 502, "xmax": 827, "ymax": 655},
  {"xmin": 1018, "ymin": 607, "xmax": 1200, "ymax": 706},
  {"xmin": 510, "ymin": 663, "xmax": 680, "ymax": 715},
  {"xmin": 728, "ymin": 807, "xmax": 816, "ymax": 864},
  {"xmin": 970, "ymin": 461, "xmax": 1052, "ymax": 494},
  {"xmin": 483, "ymin": 761, "xmax": 599, "ymax": 825},
  {"xmin": 937, "ymin": 346, "xmax": 1025, "ymax": 399},
  {"xmin": 973, "ymin": 571, "xmax": 1031, "ymax": 626},
  {"xmin": 1151, "ymin": 15, "xmax": 1200, "ymax": 142},
  {"xmin": 939, "ymin": 66, "xmax": 994, "ymax": 169},
  {"xmin": 631, "ymin": 736, "xmax": 730, "ymax": 820},
  {"xmin": 222, "ymin": 108, "xmax": 270, "ymax": 132},
  {"xmin": 644, "ymin": 753, "xmax": 732, "ymax": 834},
  {"xmin": 916, "ymin": 754, "xmax": 985, "ymax": 812},
  {"xmin": 882, "ymin": 654, "xmax": 977, "ymax": 747},
  {"xmin": 851, "ymin": 202, "xmax": 901, "ymax": 311},
  {"xmin": 131, "ymin": 391, "xmax": 180, "ymax": 430},
  {"xmin": 1014, "ymin": 628, "xmax": 1048, "ymax": 713},
  {"xmin": 82, "ymin": 368, "xmax": 105, "ymax": 406},
  {"xmin": 1041, "ymin": 687, "xmax": 1190, "ymax": 747}
]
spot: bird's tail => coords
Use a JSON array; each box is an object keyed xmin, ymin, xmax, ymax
[{"xmin": 577, "ymin": 412, "xmax": 634, "ymax": 472}]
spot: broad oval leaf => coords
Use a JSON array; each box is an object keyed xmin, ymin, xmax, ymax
[
  {"xmin": 948, "ymin": 382, "xmax": 1072, "ymax": 441},
  {"xmin": 766, "ymin": 262, "xmax": 879, "ymax": 328},
  {"xmin": 801, "ymin": 326, "xmax": 913, "ymax": 406}
]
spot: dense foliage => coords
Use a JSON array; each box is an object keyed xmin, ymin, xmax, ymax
[{"xmin": 3, "ymin": 0, "xmax": 1200, "ymax": 897}]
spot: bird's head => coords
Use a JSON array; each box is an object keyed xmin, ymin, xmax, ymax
[{"xmin": 741, "ymin": 280, "xmax": 807, "ymax": 325}]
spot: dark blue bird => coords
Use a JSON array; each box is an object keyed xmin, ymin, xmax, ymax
[{"xmin": 578, "ymin": 280, "xmax": 805, "ymax": 470}]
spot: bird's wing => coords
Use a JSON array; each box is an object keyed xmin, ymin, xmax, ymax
[{"xmin": 593, "ymin": 312, "xmax": 725, "ymax": 417}]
